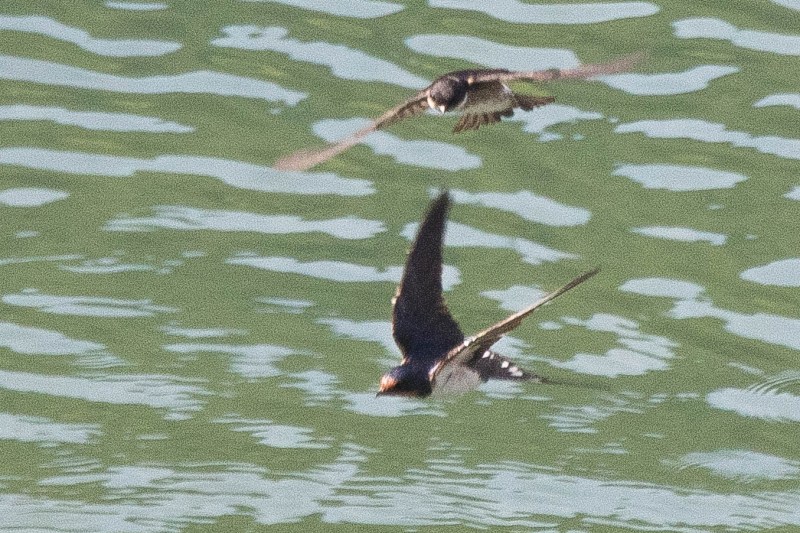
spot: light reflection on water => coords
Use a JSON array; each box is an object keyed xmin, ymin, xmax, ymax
[
  {"xmin": 0, "ymin": 147, "xmax": 374, "ymax": 195},
  {"xmin": 0, "ymin": 15, "xmax": 181, "ymax": 57},
  {"xmin": 427, "ymin": 0, "xmax": 660, "ymax": 24},
  {"xmin": 0, "ymin": 55, "xmax": 306, "ymax": 104},
  {"xmin": 616, "ymin": 118, "xmax": 800, "ymax": 161},
  {"xmin": 0, "ymin": 104, "xmax": 194, "ymax": 133},
  {"xmin": 213, "ymin": 26, "xmax": 428, "ymax": 88}
]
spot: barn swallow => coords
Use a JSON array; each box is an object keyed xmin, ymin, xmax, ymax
[
  {"xmin": 275, "ymin": 53, "xmax": 643, "ymax": 171},
  {"xmin": 378, "ymin": 191, "xmax": 598, "ymax": 397}
]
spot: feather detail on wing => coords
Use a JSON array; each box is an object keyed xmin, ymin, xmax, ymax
[
  {"xmin": 429, "ymin": 268, "xmax": 599, "ymax": 387},
  {"xmin": 513, "ymin": 95, "xmax": 555, "ymax": 111},
  {"xmin": 468, "ymin": 350, "xmax": 546, "ymax": 382},
  {"xmin": 451, "ymin": 94, "xmax": 554, "ymax": 133},
  {"xmin": 472, "ymin": 52, "xmax": 645, "ymax": 84},
  {"xmin": 273, "ymin": 94, "xmax": 428, "ymax": 171},
  {"xmin": 392, "ymin": 192, "xmax": 464, "ymax": 361},
  {"xmin": 452, "ymin": 110, "xmax": 508, "ymax": 132}
]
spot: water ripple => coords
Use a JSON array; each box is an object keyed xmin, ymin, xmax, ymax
[
  {"xmin": 0, "ymin": 413, "xmax": 100, "ymax": 445},
  {"xmin": 229, "ymin": 255, "xmax": 462, "ymax": 287},
  {"xmin": 671, "ymin": 449, "xmax": 800, "ymax": 482},
  {"xmin": 3, "ymin": 290, "xmax": 176, "ymax": 318},
  {"xmin": 616, "ymin": 118, "xmax": 800, "ymax": 161},
  {"xmin": 214, "ymin": 415, "xmax": 332, "ymax": 449},
  {"xmin": 106, "ymin": 205, "xmax": 384, "ymax": 239},
  {"xmin": 0, "ymin": 104, "xmax": 193, "ymax": 132},
  {"xmin": 613, "ymin": 163, "xmax": 748, "ymax": 191},
  {"xmin": 212, "ymin": 26, "xmax": 427, "ymax": 89},
  {"xmin": 674, "ymin": 17, "xmax": 800, "ymax": 56},
  {"xmin": 772, "ymin": 0, "xmax": 800, "ymax": 9},
  {"xmin": 516, "ymin": 104, "xmax": 605, "ymax": 140},
  {"xmin": 242, "ymin": 0, "xmax": 404, "ymax": 18},
  {"xmin": 449, "ymin": 188, "xmax": 590, "ymax": 227},
  {"xmin": 707, "ymin": 384, "xmax": 800, "ymax": 423},
  {"xmin": 406, "ymin": 34, "xmax": 580, "ymax": 70},
  {"xmin": 0, "ymin": 321, "xmax": 104, "ymax": 355},
  {"xmin": 599, "ymin": 65, "xmax": 738, "ymax": 95},
  {"xmin": 163, "ymin": 343, "xmax": 307, "ymax": 379},
  {"xmin": 0, "ymin": 55, "xmax": 305, "ymax": 105},
  {"xmin": 0, "ymin": 15, "xmax": 180, "ymax": 57},
  {"xmin": 401, "ymin": 221, "xmax": 576, "ymax": 266},
  {"xmin": 0, "ymin": 370, "xmax": 205, "ymax": 419},
  {"xmin": 0, "ymin": 186, "xmax": 69, "ymax": 206},
  {"xmin": 754, "ymin": 93, "xmax": 800, "ymax": 109},
  {"xmin": 553, "ymin": 313, "xmax": 677, "ymax": 377},
  {"xmin": 319, "ymin": 318, "xmax": 399, "ymax": 359},
  {"xmin": 427, "ymin": 0, "xmax": 660, "ymax": 24},
  {"xmin": 0, "ymin": 147, "xmax": 373, "ymax": 196},
  {"xmin": 740, "ymin": 258, "xmax": 800, "ymax": 287},
  {"xmin": 105, "ymin": 1, "xmax": 168, "ymax": 10},
  {"xmin": 632, "ymin": 226, "xmax": 727, "ymax": 246},
  {"xmin": 621, "ymin": 277, "xmax": 800, "ymax": 351}
]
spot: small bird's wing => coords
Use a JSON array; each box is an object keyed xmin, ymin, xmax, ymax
[
  {"xmin": 452, "ymin": 94, "xmax": 554, "ymax": 133},
  {"xmin": 469, "ymin": 350, "xmax": 546, "ymax": 382},
  {"xmin": 470, "ymin": 52, "xmax": 645, "ymax": 85},
  {"xmin": 274, "ymin": 93, "xmax": 428, "ymax": 171},
  {"xmin": 429, "ymin": 268, "xmax": 599, "ymax": 387},
  {"xmin": 451, "ymin": 81, "xmax": 553, "ymax": 133},
  {"xmin": 372, "ymin": 92, "xmax": 430, "ymax": 130},
  {"xmin": 392, "ymin": 192, "xmax": 464, "ymax": 362}
]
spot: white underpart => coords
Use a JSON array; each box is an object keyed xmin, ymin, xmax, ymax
[{"xmin": 431, "ymin": 363, "xmax": 482, "ymax": 394}]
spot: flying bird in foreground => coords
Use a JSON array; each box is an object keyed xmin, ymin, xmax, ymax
[
  {"xmin": 378, "ymin": 191, "xmax": 598, "ymax": 397},
  {"xmin": 275, "ymin": 53, "xmax": 642, "ymax": 171}
]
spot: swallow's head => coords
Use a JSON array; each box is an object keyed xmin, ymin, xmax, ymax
[
  {"xmin": 377, "ymin": 365, "xmax": 432, "ymax": 397},
  {"xmin": 427, "ymin": 77, "xmax": 468, "ymax": 114}
]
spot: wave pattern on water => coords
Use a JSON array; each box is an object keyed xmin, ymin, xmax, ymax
[
  {"xmin": 0, "ymin": 15, "xmax": 180, "ymax": 57},
  {"xmin": 0, "ymin": 104, "xmax": 193, "ymax": 132},
  {"xmin": 213, "ymin": 26, "xmax": 427, "ymax": 88},
  {"xmin": 0, "ymin": 55, "xmax": 306, "ymax": 104},
  {"xmin": 427, "ymin": 0, "xmax": 660, "ymax": 24},
  {"xmin": 0, "ymin": 147, "xmax": 373, "ymax": 196}
]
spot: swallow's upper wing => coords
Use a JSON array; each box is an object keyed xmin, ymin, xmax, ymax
[
  {"xmin": 392, "ymin": 192, "xmax": 464, "ymax": 362},
  {"xmin": 429, "ymin": 268, "xmax": 599, "ymax": 387},
  {"xmin": 470, "ymin": 53, "xmax": 644, "ymax": 85},
  {"xmin": 274, "ymin": 93, "xmax": 428, "ymax": 171}
]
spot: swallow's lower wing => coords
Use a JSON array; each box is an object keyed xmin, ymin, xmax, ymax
[
  {"xmin": 471, "ymin": 53, "xmax": 644, "ymax": 85},
  {"xmin": 392, "ymin": 192, "xmax": 464, "ymax": 361},
  {"xmin": 274, "ymin": 93, "xmax": 428, "ymax": 171},
  {"xmin": 429, "ymin": 268, "xmax": 599, "ymax": 388}
]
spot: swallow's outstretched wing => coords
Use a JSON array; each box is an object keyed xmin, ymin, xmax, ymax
[
  {"xmin": 273, "ymin": 94, "xmax": 428, "ymax": 171},
  {"xmin": 470, "ymin": 53, "xmax": 644, "ymax": 85},
  {"xmin": 392, "ymin": 191, "xmax": 464, "ymax": 362},
  {"xmin": 429, "ymin": 268, "xmax": 599, "ymax": 389}
]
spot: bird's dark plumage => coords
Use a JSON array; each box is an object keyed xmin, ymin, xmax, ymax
[
  {"xmin": 274, "ymin": 53, "xmax": 643, "ymax": 171},
  {"xmin": 378, "ymin": 191, "xmax": 599, "ymax": 397}
]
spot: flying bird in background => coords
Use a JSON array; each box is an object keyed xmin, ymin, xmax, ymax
[
  {"xmin": 275, "ymin": 53, "xmax": 642, "ymax": 171},
  {"xmin": 378, "ymin": 191, "xmax": 598, "ymax": 397}
]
